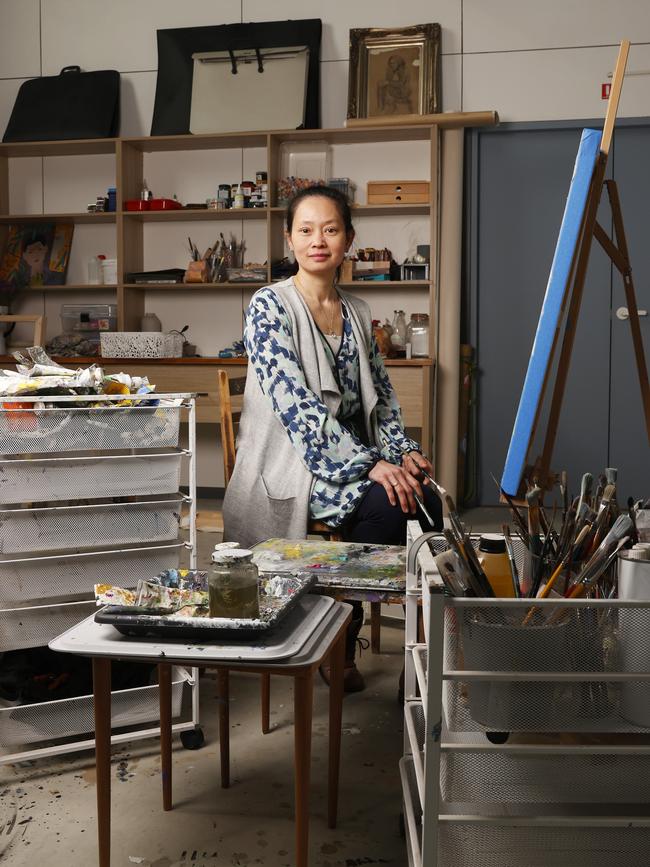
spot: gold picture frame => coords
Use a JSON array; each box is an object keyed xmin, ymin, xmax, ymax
[{"xmin": 347, "ymin": 23, "xmax": 441, "ymax": 120}]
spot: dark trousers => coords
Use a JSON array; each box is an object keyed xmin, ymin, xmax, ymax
[{"xmin": 341, "ymin": 481, "xmax": 443, "ymax": 545}]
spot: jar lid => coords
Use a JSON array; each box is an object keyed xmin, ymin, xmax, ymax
[
  {"xmin": 211, "ymin": 548, "xmax": 254, "ymax": 563},
  {"xmin": 410, "ymin": 313, "xmax": 429, "ymax": 322},
  {"xmin": 478, "ymin": 533, "xmax": 506, "ymax": 553}
]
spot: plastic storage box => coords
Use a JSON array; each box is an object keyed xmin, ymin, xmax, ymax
[{"xmin": 61, "ymin": 304, "xmax": 117, "ymax": 335}]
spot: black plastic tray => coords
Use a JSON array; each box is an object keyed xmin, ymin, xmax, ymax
[{"xmin": 95, "ymin": 573, "xmax": 316, "ymax": 640}]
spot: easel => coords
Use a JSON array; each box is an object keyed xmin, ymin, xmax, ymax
[{"xmin": 519, "ymin": 40, "xmax": 650, "ymax": 495}]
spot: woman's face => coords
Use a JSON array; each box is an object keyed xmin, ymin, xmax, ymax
[{"xmin": 287, "ymin": 196, "xmax": 354, "ymax": 279}]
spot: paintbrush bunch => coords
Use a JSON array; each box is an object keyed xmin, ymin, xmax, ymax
[
  {"xmin": 430, "ymin": 467, "xmax": 638, "ymax": 627},
  {"xmin": 502, "ymin": 468, "xmax": 637, "ymax": 618}
]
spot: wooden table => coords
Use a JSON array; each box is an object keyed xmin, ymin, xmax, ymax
[{"xmin": 50, "ymin": 599, "xmax": 351, "ymax": 867}]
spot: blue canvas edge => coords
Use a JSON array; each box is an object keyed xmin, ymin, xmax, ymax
[{"xmin": 500, "ymin": 128, "xmax": 602, "ymax": 496}]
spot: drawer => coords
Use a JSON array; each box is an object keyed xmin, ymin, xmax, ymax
[
  {"xmin": 0, "ymin": 449, "xmax": 183, "ymax": 504},
  {"xmin": 0, "ymin": 598, "xmax": 96, "ymax": 652},
  {"xmin": 367, "ymin": 180, "xmax": 430, "ymax": 204},
  {"xmin": 0, "ymin": 496, "xmax": 184, "ymax": 555},
  {"xmin": 0, "ymin": 542, "xmax": 182, "ymax": 605}
]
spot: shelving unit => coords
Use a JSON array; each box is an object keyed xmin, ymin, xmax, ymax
[
  {"xmin": 0, "ymin": 393, "xmax": 201, "ymax": 764},
  {"xmin": 0, "ymin": 112, "xmax": 497, "ymax": 456},
  {"xmin": 403, "ymin": 526, "xmax": 650, "ymax": 867}
]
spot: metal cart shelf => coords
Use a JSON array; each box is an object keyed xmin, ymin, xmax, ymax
[
  {"xmin": 403, "ymin": 524, "xmax": 650, "ymax": 867},
  {"xmin": 0, "ymin": 393, "xmax": 200, "ymax": 765}
]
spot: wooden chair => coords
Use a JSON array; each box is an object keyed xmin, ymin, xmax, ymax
[{"xmin": 217, "ymin": 370, "xmax": 383, "ymax": 657}]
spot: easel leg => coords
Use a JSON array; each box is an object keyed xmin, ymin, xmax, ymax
[
  {"xmin": 159, "ymin": 663, "xmax": 172, "ymax": 810},
  {"xmin": 605, "ymin": 180, "xmax": 650, "ymax": 444},
  {"xmin": 92, "ymin": 657, "xmax": 112, "ymax": 867},
  {"xmin": 294, "ymin": 671, "xmax": 313, "ymax": 867},
  {"xmin": 217, "ymin": 668, "xmax": 230, "ymax": 788}
]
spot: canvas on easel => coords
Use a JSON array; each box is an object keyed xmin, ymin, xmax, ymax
[{"xmin": 500, "ymin": 39, "xmax": 650, "ymax": 499}]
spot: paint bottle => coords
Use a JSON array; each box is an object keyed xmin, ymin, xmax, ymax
[
  {"xmin": 208, "ymin": 548, "xmax": 260, "ymax": 619},
  {"xmin": 233, "ymin": 185, "xmax": 245, "ymax": 209},
  {"xmin": 477, "ymin": 534, "xmax": 514, "ymax": 597}
]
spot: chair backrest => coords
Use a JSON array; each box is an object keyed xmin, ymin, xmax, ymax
[{"xmin": 218, "ymin": 369, "xmax": 246, "ymax": 486}]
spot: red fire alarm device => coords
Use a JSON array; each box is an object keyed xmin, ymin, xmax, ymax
[{"xmin": 602, "ymin": 82, "xmax": 611, "ymax": 99}]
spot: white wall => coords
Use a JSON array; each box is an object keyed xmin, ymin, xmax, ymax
[{"xmin": 1, "ymin": 0, "xmax": 648, "ymax": 485}]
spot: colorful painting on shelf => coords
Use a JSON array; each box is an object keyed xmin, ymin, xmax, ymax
[{"xmin": 0, "ymin": 223, "xmax": 74, "ymax": 289}]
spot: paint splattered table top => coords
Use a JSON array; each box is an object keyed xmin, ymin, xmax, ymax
[{"xmin": 252, "ymin": 538, "xmax": 406, "ymax": 592}]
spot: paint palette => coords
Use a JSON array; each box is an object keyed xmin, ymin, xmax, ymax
[
  {"xmin": 95, "ymin": 573, "xmax": 317, "ymax": 640},
  {"xmin": 253, "ymin": 539, "xmax": 406, "ymax": 591}
]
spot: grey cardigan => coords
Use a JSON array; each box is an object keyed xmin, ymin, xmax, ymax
[{"xmin": 222, "ymin": 277, "xmax": 381, "ymax": 548}]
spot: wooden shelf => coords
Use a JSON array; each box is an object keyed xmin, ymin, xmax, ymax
[
  {"xmin": 338, "ymin": 280, "xmax": 430, "ymax": 289},
  {"xmin": 270, "ymin": 203, "xmax": 430, "ymax": 218},
  {"xmin": 122, "ymin": 208, "xmax": 268, "ymax": 222},
  {"xmin": 122, "ymin": 282, "xmax": 266, "ymax": 291},
  {"xmin": 0, "ymin": 138, "xmax": 118, "ymax": 158},
  {"xmin": 20, "ymin": 283, "xmax": 117, "ymax": 292},
  {"xmin": 0, "ymin": 212, "xmax": 115, "ymax": 224},
  {"xmin": 0, "ymin": 354, "xmax": 432, "ymax": 367}
]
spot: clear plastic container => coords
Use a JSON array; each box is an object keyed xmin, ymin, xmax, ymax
[
  {"xmin": 208, "ymin": 549, "xmax": 260, "ymax": 619},
  {"xmin": 407, "ymin": 313, "xmax": 430, "ymax": 357},
  {"xmin": 60, "ymin": 304, "xmax": 117, "ymax": 334}
]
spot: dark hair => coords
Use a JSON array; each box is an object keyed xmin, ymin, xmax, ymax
[{"xmin": 285, "ymin": 185, "xmax": 354, "ymax": 235}]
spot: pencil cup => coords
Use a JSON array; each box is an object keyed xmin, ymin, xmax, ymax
[
  {"xmin": 461, "ymin": 613, "xmax": 571, "ymax": 730},
  {"xmin": 618, "ymin": 551, "xmax": 650, "ymax": 726}
]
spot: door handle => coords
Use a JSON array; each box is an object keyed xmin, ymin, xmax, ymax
[{"xmin": 616, "ymin": 306, "xmax": 648, "ymax": 320}]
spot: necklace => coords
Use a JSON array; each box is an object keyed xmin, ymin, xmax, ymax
[{"xmin": 294, "ymin": 274, "xmax": 340, "ymax": 337}]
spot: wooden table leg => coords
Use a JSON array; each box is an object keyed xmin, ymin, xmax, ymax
[
  {"xmin": 158, "ymin": 663, "xmax": 172, "ymax": 810},
  {"xmin": 294, "ymin": 670, "xmax": 313, "ymax": 867},
  {"xmin": 261, "ymin": 672, "xmax": 271, "ymax": 734},
  {"xmin": 217, "ymin": 668, "xmax": 230, "ymax": 789},
  {"xmin": 327, "ymin": 625, "xmax": 346, "ymax": 829},
  {"xmin": 370, "ymin": 601, "xmax": 381, "ymax": 653},
  {"xmin": 92, "ymin": 657, "xmax": 112, "ymax": 867}
]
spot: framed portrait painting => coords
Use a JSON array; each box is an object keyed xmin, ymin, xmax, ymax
[{"xmin": 347, "ymin": 23, "xmax": 441, "ymax": 121}]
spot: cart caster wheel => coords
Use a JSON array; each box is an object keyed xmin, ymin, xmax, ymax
[
  {"xmin": 398, "ymin": 811, "xmax": 406, "ymax": 840},
  {"xmin": 180, "ymin": 727, "xmax": 205, "ymax": 750},
  {"xmin": 486, "ymin": 731, "xmax": 509, "ymax": 744}
]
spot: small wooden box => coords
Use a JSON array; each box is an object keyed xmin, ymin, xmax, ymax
[{"xmin": 367, "ymin": 180, "xmax": 430, "ymax": 205}]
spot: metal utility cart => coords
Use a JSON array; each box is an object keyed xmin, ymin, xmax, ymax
[
  {"xmin": 402, "ymin": 525, "xmax": 650, "ymax": 867},
  {"xmin": 0, "ymin": 393, "xmax": 202, "ymax": 764}
]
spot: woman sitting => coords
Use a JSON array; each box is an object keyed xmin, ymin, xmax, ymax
[{"xmin": 223, "ymin": 185, "xmax": 442, "ymax": 690}]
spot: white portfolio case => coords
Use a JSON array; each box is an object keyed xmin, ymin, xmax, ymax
[{"xmin": 190, "ymin": 46, "xmax": 309, "ymax": 134}]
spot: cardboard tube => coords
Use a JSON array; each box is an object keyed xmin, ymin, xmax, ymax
[{"xmin": 435, "ymin": 128, "xmax": 464, "ymax": 502}]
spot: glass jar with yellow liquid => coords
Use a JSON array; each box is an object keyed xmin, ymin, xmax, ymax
[
  {"xmin": 477, "ymin": 534, "xmax": 514, "ymax": 598},
  {"xmin": 208, "ymin": 549, "xmax": 260, "ymax": 619}
]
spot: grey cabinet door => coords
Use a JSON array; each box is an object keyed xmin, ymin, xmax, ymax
[
  {"xmin": 471, "ymin": 125, "xmax": 612, "ymax": 504},
  {"xmin": 608, "ymin": 125, "xmax": 650, "ymax": 501}
]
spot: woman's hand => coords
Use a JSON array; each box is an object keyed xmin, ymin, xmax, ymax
[
  {"xmin": 368, "ymin": 459, "xmax": 424, "ymax": 514},
  {"xmin": 402, "ymin": 450, "xmax": 433, "ymax": 485}
]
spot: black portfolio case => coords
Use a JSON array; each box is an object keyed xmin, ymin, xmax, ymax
[{"xmin": 3, "ymin": 66, "xmax": 120, "ymax": 142}]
